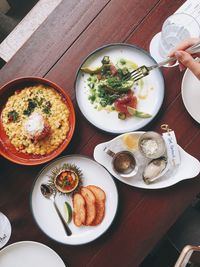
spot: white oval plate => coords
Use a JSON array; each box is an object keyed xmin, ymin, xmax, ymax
[
  {"xmin": 31, "ymin": 155, "xmax": 118, "ymax": 245},
  {"xmin": 75, "ymin": 43, "xmax": 165, "ymax": 134},
  {"xmin": 182, "ymin": 66, "xmax": 200, "ymax": 123},
  {"xmin": 0, "ymin": 241, "xmax": 65, "ymax": 267},
  {"xmin": 94, "ymin": 132, "xmax": 200, "ymax": 189}
]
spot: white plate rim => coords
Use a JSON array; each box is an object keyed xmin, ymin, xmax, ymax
[
  {"xmin": 30, "ymin": 154, "xmax": 119, "ymax": 245},
  {"xmin": 181, "ymin": 67, "xmax": 200, "ymax": 124},
  {"xmin": 0, "ymin": 241, "xmax": 65, "ymax": 266},
  {"xmin": 74, "ymin": 43, "xmax": 165, "ymax": 134}
]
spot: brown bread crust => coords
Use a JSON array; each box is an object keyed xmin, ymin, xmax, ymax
[
  {"xmin": 80, "ymin": 187, "xmax": 96, "ymax": 225},
  {"xmin": 73, "ymin": 192, "xmax": 86, "ymax": 227},
  {"xmin": 87, "ymin": 185, "xmax": 106, "ymax": 225}
]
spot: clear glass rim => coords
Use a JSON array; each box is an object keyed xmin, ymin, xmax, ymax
[{"xmin": 162, "ymin": 12, "xmax": 200, "ymax": 34}]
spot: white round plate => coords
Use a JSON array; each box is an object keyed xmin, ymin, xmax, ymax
[
  {"xmin": 182, "ymin": 67, "xmax": 200, "ymax": 123},
  {"xmin": 31, "ymin": 155, "xmax": 118, "ymax": 245},
  {"xmin": 0, "ymin": 241, "xmax": 65, "ymax": 267},
  {"xmin": 94, "ymin": 132, "xmax": 200, "ymax": 189},
  {"xmin": 75, "ymin": 43, "xmax": 165, "ymax": 134},
  {"xmin": 0, "ymin": 212, "xmax": 11, "ymax": 249}
]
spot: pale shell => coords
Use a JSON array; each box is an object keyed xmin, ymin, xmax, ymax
[{"xmin": 143, "ymin": 157, "xmax": 167, "ymax": 184}]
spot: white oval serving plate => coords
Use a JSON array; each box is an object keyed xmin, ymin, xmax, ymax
[{"xmin": 94, "ymin": 132, "xmax": 200, "ymax": 189}]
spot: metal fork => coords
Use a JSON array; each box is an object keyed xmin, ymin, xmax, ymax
[{"xmin": 124, "ymin": 41, "xmax": 200, "ymax": 81}]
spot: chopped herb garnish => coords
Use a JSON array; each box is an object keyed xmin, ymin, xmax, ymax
[
  {"xmin": 63, "ymin": 176, "xmax": 71, "ymax": 187},
  {"xmin": 88, "ymin": 94, "xmax": 96, "ymax": 103},
  {"xmin": 120, "ymin": 58, "xmax": 126, "ymax": 65},
  {"xmin": 107, "ymin": 77, "xmax": 123, "ymax": 88},
  {"xmin": 88, "ymin": 82, "xmax": 94, "ymax": 89},
  {"xmin": 33, "ymin": 97, "xmax": 44, "ymax": 106},
  {"xmin": 23, "ymin": 98, "xmax": 37, "ymax": 116},
  {"xmin": 8, "ymin": 110, "xmax": 19, "ymax": 122},
  {"xmin": 100, "ymin": 99, "xmax": 107, "ymax": 107},
  {"xmin": 101, "ymin": 65, "xmax": 111, "ymax": 76},
  {"xmin": 43, "ymin": 107, "xmax": 50, "ymax": 114},
  {"xmin": 42, "ymin": 101, "xmax": 52, "ymax": 114}
]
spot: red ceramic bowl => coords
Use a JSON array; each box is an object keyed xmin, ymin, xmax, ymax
[{"xmin": 0, "ymin": 77, "xmax": 75, "ymax": 165}]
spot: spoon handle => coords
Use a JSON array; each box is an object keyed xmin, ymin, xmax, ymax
[{"xmin": 53, "ymin": 202, "xmax": 72, "ymax": 236}]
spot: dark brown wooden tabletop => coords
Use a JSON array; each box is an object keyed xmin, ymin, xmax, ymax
[{"xmin": 0, "ymin": 1, "xmax": 200, "ymax": 267}]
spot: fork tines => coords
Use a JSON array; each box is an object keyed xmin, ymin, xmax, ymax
[
  {"xmin": 124, "ymin": 66, "xmax": 149, "ymax": 81},
  {"xmin": 130, "ymin": 68, "xmax": 144, "ymax": 81}
]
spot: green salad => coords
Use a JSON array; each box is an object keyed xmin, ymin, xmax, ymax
[{"xmin": 81, "ymin": 56, "xmax": 151, "ymax": 120}]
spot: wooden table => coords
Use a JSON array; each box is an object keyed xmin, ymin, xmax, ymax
[{"xmin": 0, "ymin": 1, "xmax": 199, "ymax": 266}]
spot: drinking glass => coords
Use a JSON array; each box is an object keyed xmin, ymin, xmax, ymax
[{"xmin": 159, "ymin": 13, "xmax": 200, "ymax": 57}]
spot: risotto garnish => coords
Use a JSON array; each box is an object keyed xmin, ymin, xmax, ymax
[{"xmin": 1, "ymin": 85, "xmax": 70, "ymax": 155}]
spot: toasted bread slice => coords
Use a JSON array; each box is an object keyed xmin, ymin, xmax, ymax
[
  {"xmin": 73, "ymin": 193, "xmax": 86, "ymax": 227},
  {"xmin": 87, "ymin": 185, "xmax": 106, "ymax": 225},
  {"xmin": 80, "ymin": 187, "xmax": 96, "ymax": 226}
]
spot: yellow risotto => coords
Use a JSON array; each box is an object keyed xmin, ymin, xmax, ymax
[{"xmin": 1, "ymin": 85, "xmax": 70, "ymax": 155}]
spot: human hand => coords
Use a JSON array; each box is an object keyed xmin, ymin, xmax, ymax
[{"xmin": 168, "ymin": 38, "xmax": 200, "ymax": 79}]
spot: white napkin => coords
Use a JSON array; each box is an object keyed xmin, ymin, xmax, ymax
[{"xmin": 162, "ymin": 131, "xmax": 181, "ymax": 167}]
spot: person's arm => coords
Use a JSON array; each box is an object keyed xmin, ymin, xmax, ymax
[{"xmin": 168, "ymin": 38, "xmax": 200, "ymax": 79}]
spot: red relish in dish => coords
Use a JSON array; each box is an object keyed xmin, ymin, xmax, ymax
[{"xmin": 55, "ymin": 170, "xmax": 79, "ymax": 193}]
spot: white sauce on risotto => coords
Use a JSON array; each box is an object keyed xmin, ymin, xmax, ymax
[{"xmin": 24, "ymin": 112, "xmax": 44, "ymax": 136}]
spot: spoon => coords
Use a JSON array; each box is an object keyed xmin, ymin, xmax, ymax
[{"xmin": 40, "ymin": 184, "xmax": 72, "ymax": 236}]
